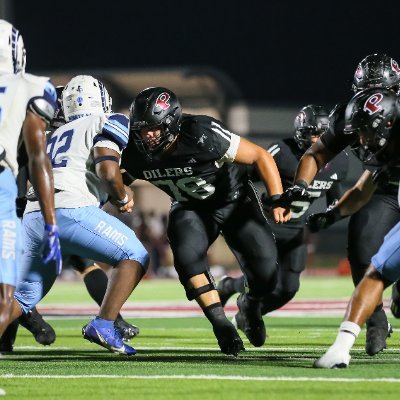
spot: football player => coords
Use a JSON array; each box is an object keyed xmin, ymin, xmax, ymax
[
  {"xmin": 6, "ymin": 75, "xmax": 149, "ymax": 355},
  {"xmin": 217, "ymin": 105, "xmax": 348, "ymax": 326},
  {"xmin": 121, "ymin": 87, "xmax": 291, "ymax": 355},
  {"xmin": 0, "ymin": 20, "xmax": 60, "ymax": 336},
  {"xmin": 280, "ymin": 54, "xmax": 400, "ymax": 356},
  {"xmin": 314, "ymin": 87, "xmax": 400, "ymax": 368}
]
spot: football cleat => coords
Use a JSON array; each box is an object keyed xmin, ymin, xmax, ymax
[
  {"xmin": 390, "ymin": 282, "xmax": 400, "ymax": 318},
  {"xmin": 82, "ymin": 319, "xmax": 136, "ymax": 355},
  {"xmin": 115, "ymin": 316, "xmax": 139, "ymax": 340},
  {"xmin": 0, "ymin": 319, "xmax": 19, "ymax": 353},
  {"xmin": 212, "ymin": 320, "xmax": 245, "ymax": 356},
  {"xmin": 234, "ymin": 293, "xmax": 267, "ymax": 347},
  {"xmin": 216, "ymin": 276, "xmax": 237, "ymax": 307},
  {"xmin": 365, "ymin": 309, "xmax": 393, "ymax": 356},
  {"xmin": 313, "ymin": 346, "xmax": 351, "ymax": 368},
  {"xmin": 18, "ymin": 307, "xmax": 56, "ymax": 346}
]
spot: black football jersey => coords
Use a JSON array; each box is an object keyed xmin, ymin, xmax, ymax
[
  {"xmin": 321, "ymin": 103, "xmax": 399, "ymax": 195},
  {"xmin": 266, "ymin": 137, "xmax": 348, "ymax": 225},
  {"xmin": 121, "ymin": 115, "xmax": 248, "ymax": 208}
]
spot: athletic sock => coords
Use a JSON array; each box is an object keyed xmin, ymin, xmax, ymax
[
  {"xmin": 94, "ymin": 316, "xmax": 114, "ymax": 329},
  {"xmin": 331, "ymin": 321, "xmax": 361, "ymax": 352},
  {"xmin": 83, "ymin": 267, "xmax": 109, "ymax": 307}
]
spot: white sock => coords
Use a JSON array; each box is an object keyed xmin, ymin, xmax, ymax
[{"xmin": 331, "ymin": 321, "xmax": 361, "ymax": 353}]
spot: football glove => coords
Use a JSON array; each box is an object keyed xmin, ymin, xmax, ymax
[
  {"xmin": 306, "ymin": 208, "xmax": 343, "ymax": 233},
  {"xmin": 276, "ymin": 181, "xmax": 310, "ymax": 207},
  {"xmin": 43, "ymin": 224, "xmax": 62, "ymax": 275}
]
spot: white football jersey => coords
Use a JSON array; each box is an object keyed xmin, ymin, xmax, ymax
[
  {"xmin": 25, "ymin": 113, "xmax": 130, "ymax": 212},
  {"xmin": 0, "ymin": 72, "xmax": 55, "ymax": 174}
]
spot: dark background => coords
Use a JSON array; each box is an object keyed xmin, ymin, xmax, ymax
[{"xmin": 9, "ymin": 0, "xmax": 400, "ymax": 106}]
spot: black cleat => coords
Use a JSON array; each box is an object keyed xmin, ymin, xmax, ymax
[
  {"xmin": 0, "ymin": 319, "xmax": 19, "ymax": 353},
  {"xmin": 18, "ymin": 307, "xmax": 56, "ymax": 346},
  {"xmin": 216, "ymin": 276, "xmax": 237, "ymax": 307},
  {"xmin": 234, "ymin": 293, "xmax": 267, "ymax": 347},
  {"xmin": 115, "ymin": 316, "xmax": 140, "ymax": 340},
  {"xmin": 365, "ymin": 309, "xmax": 393, "ymax": 356},
  {"xmin": 390, "ymin": 281, "xmax": 400, "ymax": 318},
  {"xmin": 213, "ymin": 320, "xmax": 245, "ymax": 356}
]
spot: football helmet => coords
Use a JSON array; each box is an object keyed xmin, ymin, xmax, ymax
[
  {"xmin": 352, "ymin": 54, "xmax": 400, "ymax": 93},
  {"xmin": 62, "ymin": 75, "xmax": 112, "ymax": 122},
  {"xmin": 50, "ymin": 86, "xmax": 65, "ymax": 130},
  {"xmin": 0, "ymin": 20, "xmax": 26, "ymax": 75},
  {"xmin": 344, "ymin": 87, "xmax": 400, "ymax": 162},
  {"xmin": 293, "ymin": 105, "xmax": 330, "ymax": 150},
  {"xmin": 129, "ymin": 87, "xmax": 182, "ymax": 157}
]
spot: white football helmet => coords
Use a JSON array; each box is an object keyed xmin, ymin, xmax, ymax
[
  {"xmin": 62, "ymin": 75, "xmax": 112, "ymax": 121},
  {"xmin": 0, "ymin": 20, "xmax": 26, "ymax": 75}
]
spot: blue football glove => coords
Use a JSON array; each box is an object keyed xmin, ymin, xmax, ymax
[{"xmin": 43, "ymin": 224, "xmax": 62, "ymax": 275}]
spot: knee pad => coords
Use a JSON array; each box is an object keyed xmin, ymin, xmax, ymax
[{"xmin": 183, "ymin": 270, "xmax": 216, "ymax": 301}]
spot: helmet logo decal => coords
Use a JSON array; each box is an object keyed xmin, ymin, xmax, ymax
[
  {"xmin": 295, "ymin": 111, "xmax": 306, "ymax": 127},
  {"xmin": 155, "ymin": 92, "xmax": 171, "ymax": 111},
  {"xmin": 391, "ymin": 59, "xmax": 400, "ymax": 74},
  {"xmin": 363, "ymin": 93, "xmax": 383, "ymax": 115},
  {"xmin": 355, "ymin": 65, "xmax": 363, "ymax": 80}
]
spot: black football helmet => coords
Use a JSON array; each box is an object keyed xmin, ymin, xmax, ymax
[
  {"xmin": 344, "ymin": 87, "xmax": 400, "ymax": 162},
  {"xmin": 352, "ymin": 54, "xmax": 400, "ymax": 93},
  {"xmin": 129, "ymin": 87, "xmax": 182, "ymax": 158},
  {"xmin": 293, "ymin": 105, "xmax": 330, "ymax": 150},
  {"xmin": 50, "ymin": 86, "xmax": 65, "ymax": 130}
]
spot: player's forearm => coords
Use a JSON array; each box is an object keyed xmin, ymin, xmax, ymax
[
  {"xmin": 255, "ymin": 152, "xmax": 283, "ymax": 196},
  {"xmin": 334, "ymin": 172, "xmax": 376, "ymax": 216},
  {"xmin": 29, "ymin": 155, "xmax": 56, "ymax": 225},
  {"xmin": 97, "ymin": 163, "xmax": 127, "ymax": 202}
]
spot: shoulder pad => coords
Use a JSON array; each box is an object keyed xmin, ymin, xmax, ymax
[
  {"xmin": 95, "ymin": 113, "xmax": 129, "ymax": 151},
  {"xmin": 27, "ymin": 79, "xmax": 57, "ymax": 125}
]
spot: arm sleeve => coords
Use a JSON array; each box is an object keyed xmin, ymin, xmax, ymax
[{"xmin": 93, "ymin": 113, "xmax": 129, "ymax": 151}]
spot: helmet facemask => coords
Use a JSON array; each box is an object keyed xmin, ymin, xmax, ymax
[
  {"xmin": 129, "ymin": 87, "xmax": 182, "ymax": 159},
  {"xmin": 0, "ymin": 20, "xmax": 26, "ymax": 75}
]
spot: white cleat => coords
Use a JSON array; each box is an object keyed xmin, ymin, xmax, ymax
[{"xmin": 313, "ymin": 347, "xmax": 351, "ymax": 369}]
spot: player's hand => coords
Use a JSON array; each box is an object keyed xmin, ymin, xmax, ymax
[
  {"xmin": 276, "ymin": 184, "xmax": 310, "ymax": 207},
  {"xmin": 306, "ymin": 208, "xmax": 342, "ymax": 233},
  {"xmin": 271, "ymin": 206, "xmax": 292, "ymax": 223},
  {"xmin": 113, "ymin": 186, "xmax": 135, "ymax": 213},
  {"xmin": 42, "ymin": 224, "xmax": 62, "ymax": 275}
]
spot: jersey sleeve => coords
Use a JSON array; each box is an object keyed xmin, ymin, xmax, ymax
[
  {"xmin": 267, "ymin": 141, "xmax": 282, "ymax": 167},
  {"xmin": 27, "ymin": 79, "xmax": 58, "ymax": 125},
  {"xmin": 93, "ymin": 113, "xmax": 129, "ymax": 152},
  {"xmin": 321, "ymin": 103, "xmax": 357, "ymax": 154},
  {"xmin": 209, "ymin": 119, "xmax": 241, "ymax": 163}
]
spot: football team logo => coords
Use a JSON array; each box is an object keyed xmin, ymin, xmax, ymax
[
  {"xmin": 154, "ymin": 92, "xmax": 171, "ymax": 111},
  {"xmin": 391, "ymin": 59, "xmax": 400, "ymax": 74},
  {"xmin": 363, "ymin": 93, "xmax": 383, "ymax": 115},
  {"xmin": 296, "ymin": 111, "xmax": 306, "ymax": 127}
]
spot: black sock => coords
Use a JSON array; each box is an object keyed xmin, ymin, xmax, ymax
[
  {"xmin": 83, "ymin": 268, "xmax": 122, "ymax": 319},
  {"xmin": 83, "ymin": 268, "xmax": 108, "ymax": 306},
  {"xmin": 233, "ymin": 276, "xmax": 246, "ymax": 293},
  {"xmin": 0, "ymin": 319, "xmax": 19, "ymax": 349},
  {"xmin": 203, "ymin": 302, "xmax": 228, "ymax": 325}
]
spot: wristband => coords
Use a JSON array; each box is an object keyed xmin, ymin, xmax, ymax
[
  {"xmin": 270, "ymin": 194, "xmax": 281, "ymax": 203},
  {"xmin": 116, "ymin": 193, "xmax": 129, "ymax": 205}
]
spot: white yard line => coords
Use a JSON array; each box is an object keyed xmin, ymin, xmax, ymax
[{"xmin": 0, "ymin": 374, "xmax": 400, "ymax": 383}]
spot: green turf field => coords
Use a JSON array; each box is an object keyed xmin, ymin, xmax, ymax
[{"xmin": 0, "ymin": 277, "xmax": 398, "ymax": 399}]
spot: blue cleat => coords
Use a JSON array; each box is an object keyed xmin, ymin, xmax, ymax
[{"xmin": 82, "ymin": 319, "xmax": 136, "ymax": 355}]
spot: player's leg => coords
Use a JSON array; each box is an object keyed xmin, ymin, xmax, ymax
[
  {"xmin": 56, "ymin": 206, "xmax": 148, "ymax": 355},
  {"xmin": 260, "ymin": 227, "xmax": 306, "ymax": 314},
  {"xmin": 315, "ymin": 221, "xmax": 400, "ymax": 368},
  {"xmin": 223, "ymin": 188, "xmax": 278, "ymax": 347},
  {"xmin": 71, "ymin": 256, "xmax": 139, "ymax": 339},
  {"xmin": 347, "ymin": 193, "xmax": 399, "ymax": 355},
  {"xmin": 168, "ymin": 204, "xmax": 244, "ymax": 356},
  {"xmin": 0, "ymin": 170, "xmax": 23, "ymax": 336},
  {"xmin": 216, "ymin": 275, "xmax": 245, "ymax": 306}
]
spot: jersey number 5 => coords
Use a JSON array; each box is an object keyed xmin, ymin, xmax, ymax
[{"xmin": 47, "ymin": 129, "xmax": 74, "ymax": 168}]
